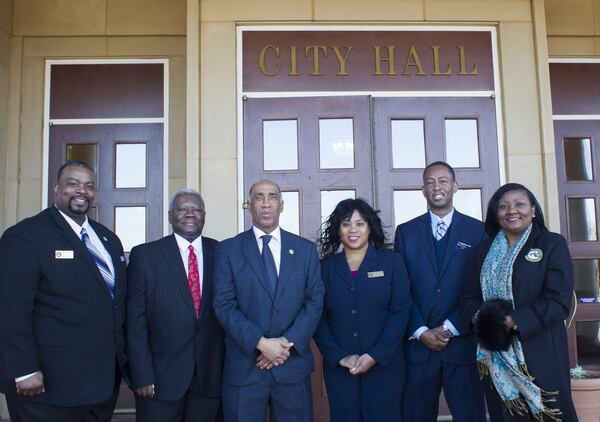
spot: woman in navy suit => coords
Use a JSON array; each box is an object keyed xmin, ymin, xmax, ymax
[{"xmin": 314, "ymin": 198, "xmax": 411, "ymax": 421}]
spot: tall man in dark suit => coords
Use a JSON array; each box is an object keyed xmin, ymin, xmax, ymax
[
  {"xmin": 213, "ymin": 180, "xmax": 324, "ymax": 422},
  {"xmin": 0, "ymin": 161, "xmax": 127, "ymax": 422},
  {"xmin": 127, "ymin": 189, "xmax": 224, "ymax": 422},
  {"xmin": 394, "ymin": 161, "xmax": 486, "ymax": 422}
]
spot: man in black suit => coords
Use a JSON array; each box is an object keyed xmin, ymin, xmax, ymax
[
  {"xmin": 127, "ymin": 189, "xmax": 224, "ymax": 422},
  {"xmin": 0, "ymin": 161, "xmax": 127, "ymax": 422}
]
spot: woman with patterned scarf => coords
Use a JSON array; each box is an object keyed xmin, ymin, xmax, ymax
[{"xmin": 461, "ymin": 183, "xmax": 578, "ymax": 422}]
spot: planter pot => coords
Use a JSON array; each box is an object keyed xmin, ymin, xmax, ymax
[{"xmin": 571, "ymin": 371, "xmax": 600, "ymax": 422}]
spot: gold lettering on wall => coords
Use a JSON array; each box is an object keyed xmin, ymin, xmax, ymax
[
  {"xmin": 431, "ymin": 46, "xmax": 452, "ymax": 76},
  {"xmin": 305, "ymin": 46, "xmax": 328, "ymax": 76},
  {"xmin": 458, "ymin": 46, "xmax": 479, "ymax": 75},
  {"xmin": 402, "ymin": 46, "xmax": 426, "ymax": 76},
  {"xmin": 258, "ymin": 45, "xmax": 280, "ymax": 76},
  {"xmin": 372, "ymin": 46, "xmax": 397, "ymax": 76},
  {"xmin": 288, "ymin": 46, "xmax": 299, "ymax": 76},
  {"xmin": 331, "ymin": 46, "xmax": 353, "ymax": 76}
]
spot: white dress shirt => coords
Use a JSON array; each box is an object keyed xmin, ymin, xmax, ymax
[
  {"xmin": 252, "ymin": 226, "xmax": 281, "ymax": 276},
  {"xmin": 173, "ymin": 233, "xmax": 204, "ymax": 294}
]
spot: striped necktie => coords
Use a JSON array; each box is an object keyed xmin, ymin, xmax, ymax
[
  {"xmin": 436, "ymin": 220, "xmax": 447, "ymax": 241},
  {"xmin": 261, "ymin": 235, "xmax": 278, "ymax": 297},
  {"xmin": 81, "ymin": 228, "xmax": 115, "ymax": 299}
]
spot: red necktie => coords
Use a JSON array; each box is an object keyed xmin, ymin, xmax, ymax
[{"xmin": 187, "ymin": 245, "xmax": 201, "ymax": 317}]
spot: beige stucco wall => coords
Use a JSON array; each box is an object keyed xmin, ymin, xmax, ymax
[
  {"xmin": 200, "ymin": 0, "xmax": 560, "ymax": 237},
  {"xmin": 1, "ymin": 0, "xmax": 562, "ymax": 239},
  {"xmin": 1, "ymin": 0, "xmax": 187, "ymax": 232},
  {"xmin": 0, "ymin": 0, "xmax": 11, "ymax": 235},
  {"xmin": 545, "ymin": 0, "xmax": 600, "ymax": 56}
]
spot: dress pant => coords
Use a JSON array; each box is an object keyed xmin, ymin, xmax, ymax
[
  {"xmin": 6, "ymin": 383, "xmax": 119, "ymax": 422},
  {"xmin": 135, "ymin": 369, "xmax": 223, "ymax": 422},
  {"xmin": 402, "ymin": 351, "xmax": 486, "ymax": 422},
  {"xmin": 222, "ymin": 373, "xmax": 312, "ymax": 422}
]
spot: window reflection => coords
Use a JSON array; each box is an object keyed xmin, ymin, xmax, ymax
[
  {"xmin": 391, "ymin": 120, "xmax": 426, "ymax": 169},
  {"xmin": 263, "ymin": 120, "xmax": 298, "ymax": 171},
  {"xmin": 66, "ymin": 144, "xmax": 97, "ymax": 175},
  {"xmin": 115, "ymin": 206, "xmax": 146, "ymax": 253},
  {"xmin": 279, "ymin": 191, "xmax": 300, "ymax": 235},
  {"xmin": 321, "ymin": 190, "xmax": 355, "ymax": 225},
  {"xmin": 564, "ymin": 138, "xmax": 593, "ymax": 181},
  {"xmin": 568, "ymin": 197, "xmax": 598, "ymax": 241},
  {"xmin": 445, "ymin": 119, "xmax": 480, "ymax": 168},
  {"xmin": 454, "ymin": 189, "xmax": 482, "ymax": 221},
  {"xmin": 116, "ymin": 143, "xmax": 146, "ymax": 188},
  {"xmin": 394, "ymin": 190, "xmax": 427, "ymax": 227},
  {"xmin": 576, "ymin": 321, "xmax": 600, "ymax": 366},
  {"xmin": 573, "ymin": 259, "xmax": 600, "ymax": 301},
  {"xmin": 319, "ymin": 119, "xmax": 354, "ymax": 169}
]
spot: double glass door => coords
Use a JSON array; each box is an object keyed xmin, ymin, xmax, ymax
[{"xmin": 243, "ymin": 95, "xmax": 500, "ymax": 241}]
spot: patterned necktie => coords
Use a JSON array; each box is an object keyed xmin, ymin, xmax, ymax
[
  {"xmin": 188, "ymin": 245, "xmax": 202, "ymax": 317},
  {"xmin": 80, "ymin": 228, "xmax": 115, "ymax": 299},
  {"xmin": 436, "ymin": 220, "xmax": 447, "ymax": 241},
  {"xmin": 261, "ymin": 235, "xmax": 278, "ymax": 297}
]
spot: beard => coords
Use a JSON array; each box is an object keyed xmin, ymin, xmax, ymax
[{"xmin": 68, "ymin": 197, "xmax": 90, "ymax": 215}]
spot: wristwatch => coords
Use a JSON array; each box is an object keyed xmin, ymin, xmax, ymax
[{"xmin": 442, "ymin": 323, "xmax": 455, "ymax": 338}]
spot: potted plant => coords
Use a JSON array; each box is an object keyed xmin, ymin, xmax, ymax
[{"xmin": 570, "ymin": 365, "xmax": 600, "ymax": 422}]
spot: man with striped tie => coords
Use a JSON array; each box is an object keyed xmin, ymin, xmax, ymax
[
  {"xmin": 394, "ymin": 161, "xmax": 487, "ymax": 422},
  {"xmin": 0, "ymin": 161, "xmax": 127, "ymax": 422}
]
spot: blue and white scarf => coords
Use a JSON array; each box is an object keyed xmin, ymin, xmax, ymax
[{"xmin": 478, "ymin": 224, "xmax": 561, "ymax": 421}]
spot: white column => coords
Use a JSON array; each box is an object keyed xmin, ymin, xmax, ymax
[{"xmin": 186, "ymin": 0, "xmax": 200, "ymax": 190}]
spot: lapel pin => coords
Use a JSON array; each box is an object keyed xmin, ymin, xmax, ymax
[
  {"xmin": 289, "ymin": 249, "xmax": 294, "ymax": 255},
  {"xmin": 102, "ymin": 236, "xmax": 108, "ymax": 242},
  {"xmin": 525, "ymin": 248, "xmax": 543, "ymax": 262}
]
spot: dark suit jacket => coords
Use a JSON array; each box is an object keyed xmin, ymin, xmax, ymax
[
  {"xmin": 394, "ymin": 210, "xmax": 485, "ymax": 364},
  {"xmin": 314, "ymin": 246, "xmax": 411, "ymax": 420},
  {"xmin": 461, "ymin": 227, "xmax": 577, "ymax": 420},
  {"xmin": 213, "ymin": 228, "xmax": 324, "ymax": 386},
  {"xmin": 126, "ymin": 235, "xmax": 224, "ymax": 401},
  {"xmin": 0, "ymin": 206, "xmax": 127, "ymax": 406}
]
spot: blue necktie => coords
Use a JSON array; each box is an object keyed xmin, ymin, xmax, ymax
[
  {"xmin": 81, "ymin": 228, "xmax": 115, "ymax": 299},
  {"xmin": 436, "ymin": 220, "xmax": 447, "ymax": 241},
  {"xmin": 261, "ymin": 235, "xmax": 278, "ymax": 297}
]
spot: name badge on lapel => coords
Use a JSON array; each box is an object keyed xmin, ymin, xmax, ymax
[
  {"xmin": 455, "ymin": 241, "xmax": 472, "ymax": 250},
  {"xmin": 55, "ymin": 250, "xmax": 74, "ymax": 259},
  {"xmin": 367, "ymin": 271, "xmax": 384, "ymax": 278},
  {"xmin": 120, "ymin": 255, "xmax": 126, "ymax": 262}
]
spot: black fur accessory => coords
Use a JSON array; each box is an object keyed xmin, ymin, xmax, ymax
[{"xmin": 474, "ymin": 299, "xmax": 514, "ymax": 351}]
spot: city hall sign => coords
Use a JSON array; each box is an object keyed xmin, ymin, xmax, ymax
[{"xmin": 242, "ymin": 30, "xmax": 495, "ymax": 92}]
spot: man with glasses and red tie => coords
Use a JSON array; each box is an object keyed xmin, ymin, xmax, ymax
[
  {"xmin": 126, "ymin": 189, "xmax": 224, "ymax": 421},
  {"xmin": 0, "ymin": 161, "xmax": 127, "ymax": 422},
  {"xmin": 394, "ymin": 161, "xmax": 487, "ymax": 422}
]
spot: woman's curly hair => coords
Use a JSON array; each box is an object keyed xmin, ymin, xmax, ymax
[{"xmin": 317, "ymin": 198, "xmax": 390, "ymax": 258}]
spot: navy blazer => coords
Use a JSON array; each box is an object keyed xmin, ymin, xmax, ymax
[
  {"xmin": 0, "ymin": 206, "xmax": 127, "ymax": 406},
  {"xmin": 126, "ymin": 235, "xmax": 224, "ymax": 400},
  {"xmin": 460, "ymin": 227, "xmax": 577, "ymax": 421},
  {"xmin": 394, "ymin": 210, "xmax": 485, "ymax": 364},
  {"xmin": 213, "ymin": 228, "xmax": 324, "ymax": 386},
  {"xmin": 314, "ymin": 246, "xmax": 411, "ymax": 420}
]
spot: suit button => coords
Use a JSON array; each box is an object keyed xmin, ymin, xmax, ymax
[
  {"xmin": 351, "ymin": 309, "xmax": 357, "ymax": 314},
  {"xmin": 436, "ymin": 289, "xmax": 441, "ymax": 293},
  {"xmin": 272, "ymin": 309, "xmax": 277, "ymax": 315},
  {"xmin": 353, "ymin": 332, "xmax": 359, "ymax": 337},
  {"xmin": 113, "ymin": 304, "xmax": 118, "ymax": 310}
]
